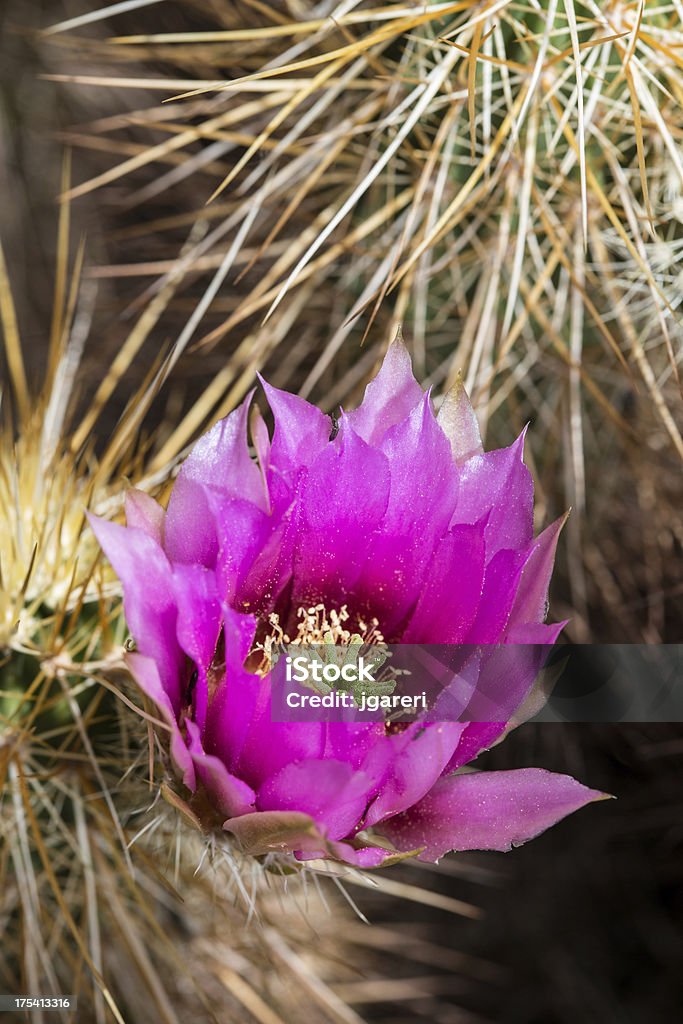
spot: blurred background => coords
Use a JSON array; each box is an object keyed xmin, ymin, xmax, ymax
[{"xmin": 1, "ymin": 2, "xmax": 681, "ymax": 1021}]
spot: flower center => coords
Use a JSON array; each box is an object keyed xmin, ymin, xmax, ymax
[{"xmin": 251, "ymin": 603, "xmax": 384, "ymax": 676}]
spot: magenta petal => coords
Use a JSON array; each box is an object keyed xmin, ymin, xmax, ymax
[
  {"xmin": 175, "ymin": 392, "xmax": 264, "ymax": 504},
  {"xmin": 452, "ymin": 432, "xmax": 534, "ymax": 558},
  {"xmin": 302, "ymin": 417, "xmax": 390, "ymax": 530},
  {"xmin": 124, "ymin": 490, "xmax": 165, "ymax": 545},
  {"xmin": 171, "ymin": 564, "xmax": 222, "ymax": 732},
  {"xmin": 347, "ymin": 335, "xmax": 424, "ymax": 445},
  {"xmin": 260, "ymin": 377, "xmax": 331, "ymax": 476},
  {"xmin": 461, "ymin": 644, "xmax": 550, "ymax": 725},
  {"xmin": 88, "ymin": 515, "xmax": 184, "ymax": 711},
  {"xmin": 126, "ymin": 652, "xmax": 194, "ymax": 789},
  {"xmin": 235, "ymin": 720, "xmax": 326, "ymax": 791},
  {"xmin": 220, "ymin": 672, "xmax": 325, "ymax": 790},
  {"xmin": 202, "ymin": 613, "xmax": 262, "ymax": 771},
  {"xmin": 353, "ymin": 395, "xmax": 459, "ymax": 634},
  {"xmin": 290, "ymin": 418, "xmax": 390, "ymax": 607},
  {"xmin": 185, "ymin": 721, "xmax": 255, "ymax": 818},
  {"xmin": 323, "ymin": 722, "xmax": 385, "ymax": 770},
  {"xmin": 445, "ymin": 723, "xmax": 507, "ymax": 772},
  {"xmin": 236, "ymin": 494, "xmax": 301, "ymax": 616},
  {"xmin": 379, "ymin": 768, "xmax": 607, "ymax": 861},
  {"xmin": 222, "ymin": 603, "xmax": 259, "ymax": 671},
  {"xmin": 436, "ymin": 374, "xmax": 484, "ymax": 464},
  {"xmin": 363, "ymin": 723, "xmax": 467, "ymax": 828},
  {"xmin": 210, "ymin": 494, "xmax": 272, "ymax": 602},
  {"xmin": 257, "ymin": 759, "xmax": 372, "ymax": 841},
  {"xmin": 399, "ymin": 648, "xmax": 480, "ymax": 722},
  {"xmin": 402, "ymin": 523, "xmax": 486, "ymax": 643},
  {"xmin": 466, "ymin": 547, "xmax": 528, "ymax": 642},
  {"xmin": 250, "ymin": 405, "xmax": 271, "ymax": 489},
  {"xmin": 163, "ymin": 475, "xmax": 219, "ymax": 568},
  {"xmin": 508, "ymin": 514, "xmax": 568, "ymax": 628},
  {"xmin": 172, "ymin": 564, "xmax": 221, "ymax": 668},
  {"xmin": 319, "ymin": 845, "xmax": 396, "ymax": 867},
  {"xmin": 202, "ymin": 672, "xmax": 261, "ymax": 777},
  {"xmin": 380, "ymin": 393, "xmax": 458, "ymax": 536},
  {"xmin": 164, "ymin": 395, "xmax": 266, "ymax": 566}
]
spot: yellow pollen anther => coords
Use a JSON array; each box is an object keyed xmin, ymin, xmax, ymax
[{"xmin": 253, "ymin": 604, "xmax": 384, "ymax": 675}]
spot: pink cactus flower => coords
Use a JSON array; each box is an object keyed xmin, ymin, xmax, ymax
[{"xmin": 91, "ymin": 338, "xmax": 604, "ymax": 866}]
